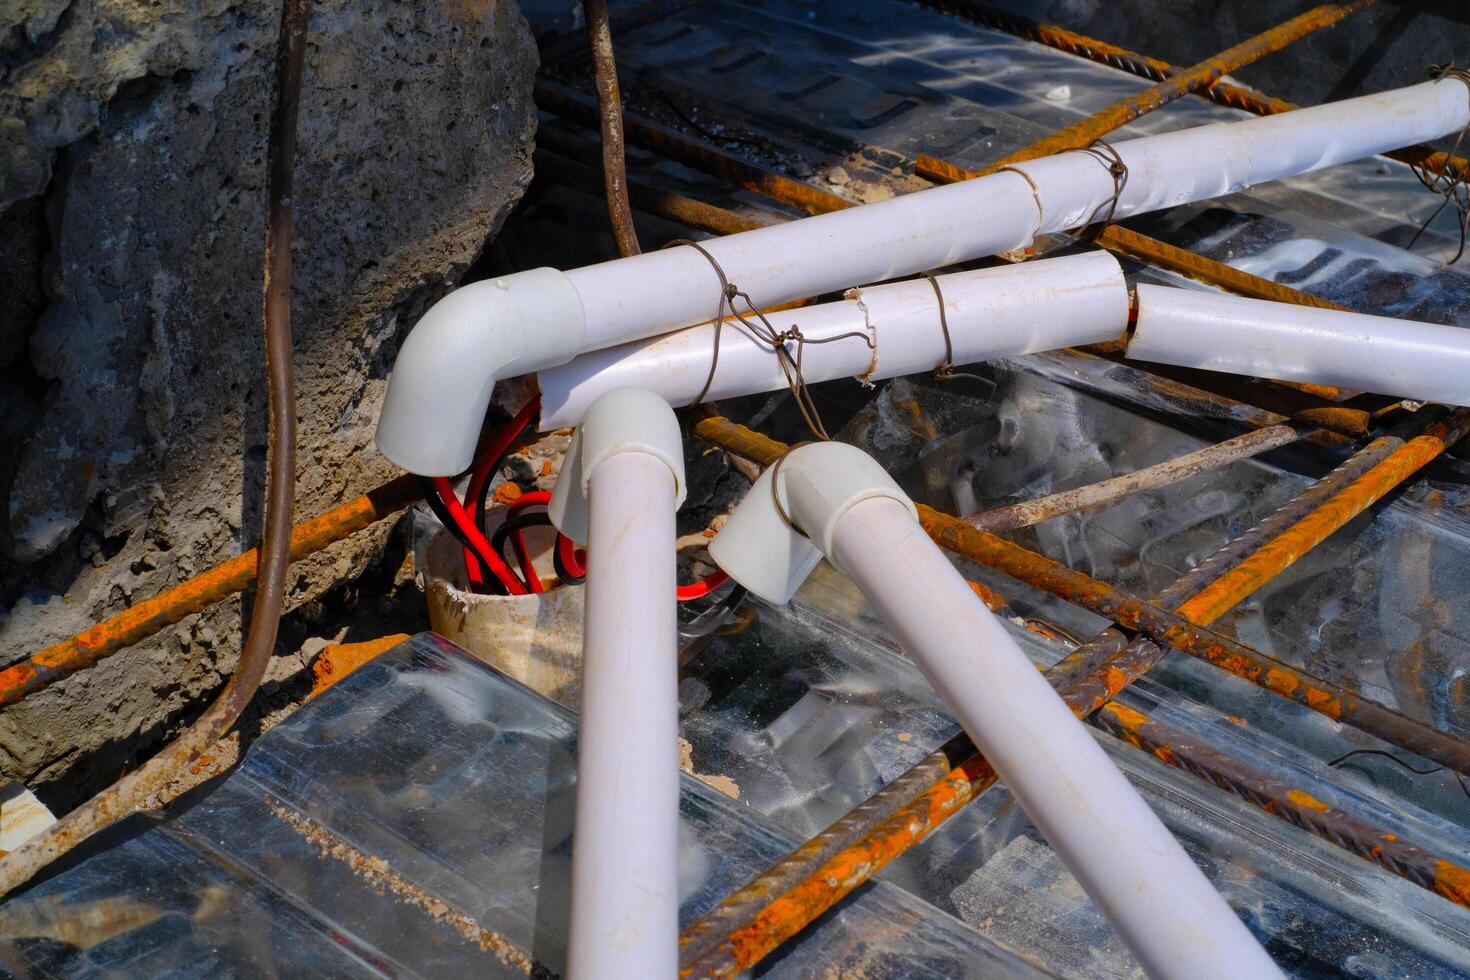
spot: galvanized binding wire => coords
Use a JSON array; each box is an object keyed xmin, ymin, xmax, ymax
[
  {"xmin": 0, "ymin": 0, "xmax": 310, "ymax": 897},
  {"xmin": 1408, "ymin": 65, "xmax": 1470, "ymax": 263},
  {"xmin": 666, "ymin": 238, "xmax": 873, "ymax": 442}
]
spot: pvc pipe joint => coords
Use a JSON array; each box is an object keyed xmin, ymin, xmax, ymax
[
  {"xmin": 549, "ymin": 386, "xmax": 687, "ymax": 545},
  {"xmin": 709, "ymin": 442, "xmax": 916, "ymax": 604},
  {"xmin": 376, "ymin": 268, "xmax": 587, "ymax": 476}
]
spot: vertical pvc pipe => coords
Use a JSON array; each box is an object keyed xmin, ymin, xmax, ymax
[
  {"xmin": 568, "ymin": 450, "xmax": 680, "ymax": 980},
  {"xmin": 828, "ymin": 496, "xmax": 1280, "ymax": 980}
]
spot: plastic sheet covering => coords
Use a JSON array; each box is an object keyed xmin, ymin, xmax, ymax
[{"xmin": 0, "ymin": 635, "xmax": 1045, "ymax": 978}]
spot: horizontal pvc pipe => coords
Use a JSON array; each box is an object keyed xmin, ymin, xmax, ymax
[
  {"xmin": 828, "ymin": 496, "xmax": 1280, "ymax": 980},
  {"xmin": 539, "ymin": 252, "xmax": 1128, "ymax": 428},
  {"xmin": 377, "ymin": 79, "xmax": 1470, "ymax": 474},
  {"xmin": 567, "ymin": 450, "xmax": 680, "ymax": 980},
  {"xmin": 1128, "ymin": 284, "xmax": 1470, "ymax": 406},
  {"xmin": 564, "ymin": 79, "xmax": 1467, "ymax": 352}
]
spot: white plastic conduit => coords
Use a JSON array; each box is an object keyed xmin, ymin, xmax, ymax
[
  {"xmin": 709, "ymin": 443, "xmax": 1282, "ymax": 980},
  {"xmin": 539, "ymin": 251, "xmax": 1128, "ymax": 428},
  {"xmin": 549, "ymin": 388, "xmax": 687, "ymax": 980},
  {"xmin": 377, "ymin": 78, "xmax": 1470, "ymax": 475},
  {"xmin": 1127, "ymin": 284, "xmax": 1470, "ymax": 406}
]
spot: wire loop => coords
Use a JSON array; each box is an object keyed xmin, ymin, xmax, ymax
[
  {"xmin": 768, "ymin": 441, "xmax": 814, "ymax": 539},
  {"xmin": 666, "ymin": 238, "xmax": 874, "ymax": 441},
  {"xmin": 921, "ymin": 273, "xmax": 997, "ymax": 401},
  {"xmin": 1408, "ymin": 65, "xmax": 1470, "ymax": 264}
]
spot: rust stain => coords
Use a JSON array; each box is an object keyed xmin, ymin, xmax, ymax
[
  {"xmin": 966, "ymin": 579, "xmax": 1009, "ymax": 613},
  {"xmin": 309, "ymin": 634, "xmax": 412, "ymax": 700},
  {"xmin": 267, "ymin": 799, "xmax": 550, "ymax": 976},
  {"xmin": 1305, "ymin": 688, "xmax": 1344, "ymax": 719},
  {"xmin": 1286, "ymin": 789, "xmax": 1331, "ymax": 813},
  {"xmin": 1264, "ymin": 668, "xmax": 1300, "ymax": 697},
  {"xmin": 493, "ymin": 482, "xmax": 524, "ymax": 505},
  {"xmin": 1099, "ymin": 701, "xmax": 1150, "ymax": 735},
  {"xmin": 1436, "ymin": 861, "xmax": 1470, "ymax": 907}
]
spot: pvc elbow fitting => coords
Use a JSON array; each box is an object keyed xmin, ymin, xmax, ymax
[
  {"xmin": 548, "ymin": 387, "xmax": 687, "ymax": 545},
  {"xmin": 709, "ymin": 441, "xmax": 916, "ymax": 603},
  {"xmin": 375, "ymin": 268, "xmax": 587, "ymax": 476}
]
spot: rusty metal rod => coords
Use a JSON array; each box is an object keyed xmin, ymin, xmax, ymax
[
  {"xmin": 964, "ymin": 423, "xmax": 1301, "ymax": 531},
  {"xmin": 1093, "ymin": 700, "xmax": 1470, "ymax": 912},
  {"xmin": 692, "ymin": 416, "xmax": 1470, "ymax": 772},
  {"xmin": 1157, "ymin": 435, "xmax": 1403, "ymax": 603},
  {"xmin": 533, "ymin": 145, "xmax": 772, "ymax": 236},
  {"xmin": 918, "ymin": 0, "xmax": 1470, "ymax": 182},
  {"xmin": 0, "ymin": 475, "xmax": 422, "ymax": 709},
  {"xmin": 0, "ymin": 0, "xmax": 312, "ymax": 898},
  {"xmin": 1175, "ymin": 409, "xmax": 1470, "ymax": 624},
  {"xmin": 977, "ymin": 0, "xmax": 1376, "ymax": 172},
  {"xmin": 584, "ymin": 0, "xmax": 642, "ymax": 256}
]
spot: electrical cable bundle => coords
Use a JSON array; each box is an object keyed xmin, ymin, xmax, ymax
[{"xmin": 426, "ymin": 398, "xmax": 731, "ymax": 602}]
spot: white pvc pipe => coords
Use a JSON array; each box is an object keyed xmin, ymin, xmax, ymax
[
  {"xmin": 828, "ymin": 496, "xmax": 1280, "ymax": 980},
  {"xmin": 1128, "ymin": 284, "xmax": 1470, "ymax": 406},
  {"xmin": 540, "ymin": 252, "xmax": 1127, "ymax": 428},
  {"xmin": 567, "ymin": 450, "xmax": 680, "ymax": 980},
  {"xmin": 378, "ymin": 79, "xmax": 1470, "ymax": 474},
  {"xmin": 563, "ymin": 79, "xmax": 1469, "ymax": 352}
]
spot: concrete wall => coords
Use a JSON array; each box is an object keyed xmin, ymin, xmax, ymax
[{"xmin": 0, "ymin": 0, "xmax": 539, "ymax": 808}]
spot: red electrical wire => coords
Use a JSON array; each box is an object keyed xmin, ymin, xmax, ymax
[
  {"xmin": 503, "ymin": 491, "xmax": 553, "ymax": 593},
  {"xmin": 557, "ymin": 531, "xmax": 588, "ymax": 579},
  {"xmin": 433, "ymin": 476, "xmax": 527, "ymax": 596},
  {"xmin": 459, "ymin": 397, "xmax": 541, "ymax": 591},
  {"xmin": 676, "ymin": 568, "xmax": 730, "ymax": 601}
]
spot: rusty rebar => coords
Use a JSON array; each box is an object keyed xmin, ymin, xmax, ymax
[
  {"xmin": 584, "ymin": 0, "xmax": 641, "ymax": 256},
  {"xmin": 978, "ymin": 0, "xmax": 1376, "ymax": 172},
  {"xmin": 919, "ymin": 0, "xmax": 1470, "ymax": 182},
  {"xmin": 0, "ymin": 0, "xmax": 311, "ymax": 897},
  {"xmin": 534, "ymin": 145, "xmax": 772, "ymax": 236},
  {"xmin": 1093, "ymin": 700, "xmax": 1470, "ymax": 911},
  {"xmin": 692, "ymin": 416, "xmax": 1470, "ymax": 771},
  {"xmin": 1175, "ymin": 409, "xmax": 1470, "ymax": 624},
  {"xmin": 0, "ymin": 475, "xmax": 421, "ymax": 709},
  {"xmin": 964, "ymin": 423, "xmax": 1301, "ymax": 531}
]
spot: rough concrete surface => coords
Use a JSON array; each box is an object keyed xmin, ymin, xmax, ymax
[{"xmin": 0, "ymin": 0, "xmax": 539, "ymax": 810}]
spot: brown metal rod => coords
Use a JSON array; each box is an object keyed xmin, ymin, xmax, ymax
[
  {"xmin": 978, "ymin": 0, "xmax": 1375, "ymax": 172},
  {"xmin": 692, "ymin": 416, "xmax": 1470, "ymax": 772},
  {"xmin": 964, "ymin": 423, "xmax": 1301, "ymax": 531},
  {"xmin": 0, "ymin": 475, "xmax": 422, "ymax": 709},
  {"xmin": 533, "ymin": 144, "xmax": 772, "ymax": 236},
  {"xmin": 919, "ymin": 0, "xmax": 1470, "ymax": 182},
  {"xmin": 1093, "ymin": 700, "xmax": 1470, "ymax": 911},
  {"xmin": 1175, "ymin": 409, "xmax": 1470, "ymax": 624},
  {"xmin": 584, "ymin": 0, "xmax": 641, "ymax": 256},
  {"xmin": 0, "ymin": 0, "xmax": 311, "ymax": 897}
]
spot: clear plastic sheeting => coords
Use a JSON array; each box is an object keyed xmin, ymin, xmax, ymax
[{"xmin": 0, "ymin": 635, "xmax": 1045, "ymax": 978}]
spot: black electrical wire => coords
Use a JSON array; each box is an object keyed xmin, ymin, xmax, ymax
[{"xmin": 418, "ymin": 475, "xmax": 509, "ymax": 596}]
